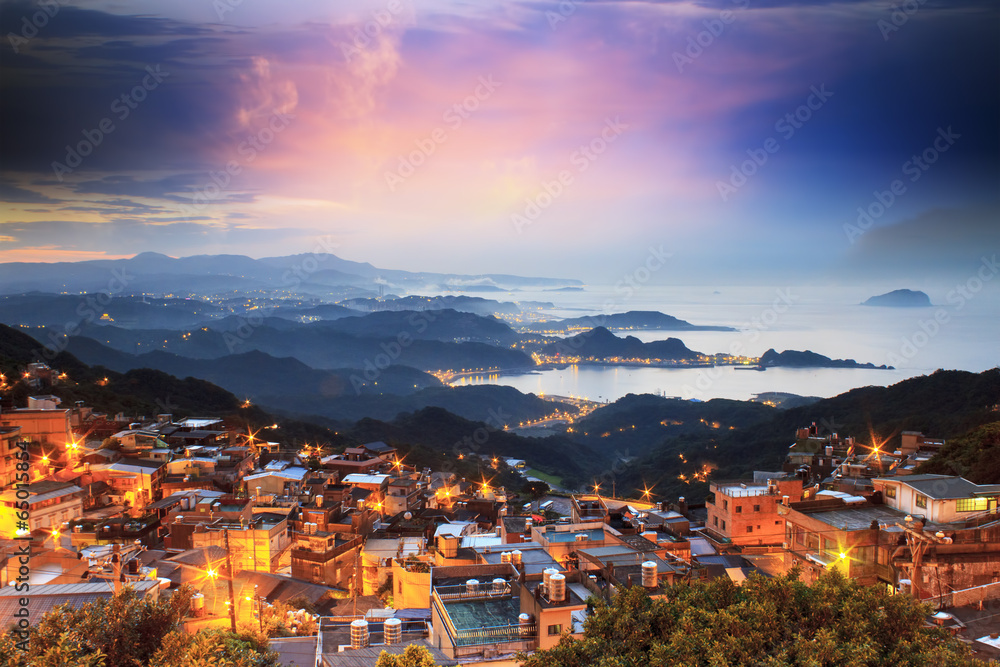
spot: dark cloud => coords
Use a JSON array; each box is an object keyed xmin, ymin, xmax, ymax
[
  {"xmin": 842, "ymin": 205, "xmax": 1000, "ymax": 280},
  {"xmin": 0, "ymin": 1, "xmax": 209, "ymax": 41},
  {"xmin": 0, "ymin": 182, "xmax": 59, "ymax": 203},
  {"xmin": 70, "ymin": 174, "xmax": 211, "ymax": 202}
]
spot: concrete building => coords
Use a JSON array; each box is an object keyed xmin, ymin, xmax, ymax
[
  {"xmin": 290, "ymin": 530, "xmax": 362, "ymax": 591},
  {"xmin": 385, "ymin": 477, "xmax": 422, "ymax": 516},
  {"xmin": 706, "ymin": 477, "xmax": 803, "ymax": 546},
  {"xmin": 429, "ymin": 563, "xmax": 588, "ymax": 660},
  {"xmin": 189, "ymin": 514, "xmax": 291, "ymax": 574},
  {"xmin": 84, "ymin": 460, "xmax": 166, "ymax": 511},
  {"xmin": 0, "ymin": 407, "xmax": 72, "ymax": 446},
  {"xmin": 0, "ymin": 426, "xmax": 23, "ymax": 489},
  {"xmin": 0, "ymin": 481, "xmax": 85, "ymax": 535},
  {"xmin": 243, "ymin": 461, "xmax": 310, "ymax": 497},
  {"xmin": 873, "ymin": 474, "xmax": 1000, "ymax": 523},
  {"xmin": 778, "ymin": 493, "xmax": 896, "ymax": 588},
  {"xmin": 570, "ymin": 494, "xmax": 609, "ymax": 524}
]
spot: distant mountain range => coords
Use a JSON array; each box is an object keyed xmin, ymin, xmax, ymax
[
  {"xmin": 862, "ymin": 289, "xmax": 932, "ymax": 308},
  {"xmin": 522, "ymin": 310, "xmax": 735, "ymax": 333},
  {"xmin": 36, "ymin": 310, "xmax": 530, "ymax": 372},
  {"xmin": 0, "ymin": 252, "xmax": 583, "ymax": 297},
  {"xmin": 759, "ymin": 349, "xmax": 894, "ymax": 370},
  {"xmin": 542, "ymin": 326, "xmax": 701, "ymax": 360}
]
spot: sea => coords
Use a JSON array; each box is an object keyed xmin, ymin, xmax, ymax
[{"xmin": 431, "ymin": 284, "xmax": 1000, "ymax": 403}]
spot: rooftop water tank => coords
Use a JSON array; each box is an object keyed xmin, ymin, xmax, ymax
[
  {"xmin": 642, "ymin": 561, "xmax": 657, "ymax": 588},
  {"xmin": 349, "ymin": 619, "xmax": 369, "ymax": 649},
  {"xmin": 383, "ymin": 617, "xmax": 401, "ymax": 644},
  {"xmin": 548, "ymin": 573, "xmax": 566, "ymax": 602}
]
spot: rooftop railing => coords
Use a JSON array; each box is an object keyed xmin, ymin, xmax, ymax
[{"xmin": 433, "ymin": 580, "xmax": 514, "ymax": 602}]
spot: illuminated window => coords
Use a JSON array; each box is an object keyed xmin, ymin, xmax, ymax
[
  {"xmin": 884, "ymin": 486, "xmax": 896, "ymax": 499},
  {"xmin": 547, "ymin": 624, "xmax": 562, "ymax": 636},
  {"xmin": 915, "ymin": 494, "xmax": 927, "ymax": 509},
  {"xmin": 956, "ymin": 498, "xmax": 988, "ymax": 513}
]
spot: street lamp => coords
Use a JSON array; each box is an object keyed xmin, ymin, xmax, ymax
[{"xmin": 244, "ymin": 584, "xmax": 262, "ymax": 631}]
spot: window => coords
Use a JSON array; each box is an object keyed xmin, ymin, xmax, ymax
[
  {"xmin": 723, "ymin": 500, "xmax": 728, "ymax": 510},
  {"xmin": 713, "ymin": 516, "xmax": 718, "ymax": 527},
  {"xmin": 746, "ymin": 526, "xmax": 753, "ymax": 533},
  {"xmin": 547, "ymin": 624, "xmax": 562, "ymax": 636},
  {"xmin": 956, "ymin": 498, "xmax": 989, "ymax": 513},
  {"xmin": 854, "ymin": 546, "xmax": 875, "ymax": 563},
  {"xmin": 753, "ymin": 504, "xmax": 761, "ymax": 513},
  {"xmin": 915, "ymin": 494, "xmax": 927, "ymax": 509},
  {"xmin": 775, "ymin": 520, "xmax": 781, "ymax": 525},
  {"xmin": 721, "ymin": 520, "xmax": 726, "ymax": 531},
  {"xmin": 884, "ymin": 486, "xmax": 896, "ymax": 499},
  {"xmin": 735, "ymin": 505, "xmax": 742, "ymax": 514}
]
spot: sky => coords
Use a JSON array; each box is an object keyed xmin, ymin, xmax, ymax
[{"xmin": 0, "ymin": 0, "xmax": 997, "ymax": 285}]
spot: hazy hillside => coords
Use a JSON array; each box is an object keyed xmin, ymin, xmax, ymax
[
  {"xmin": 916, "ymin": 421, "xmax": 1000, "ymax": 483},
  {"xmin": 35, "ymin": 311, "xmax": 532, "ymax": 371},
  {"xmin": 0, "ymin": 252, "xmax": 582, "ymax": 296},
  {"xmin": 570, "ymin": 393, "xmax": 775, "ymax": 458},
  {"xmin": 0, "ymin": 323, "xmax": 601, "ymax": 484},
  {"xmin": 60, "ymin": 338, "xmax": 442, "ymax": 398},
  {"xmin": 258, "ymin": 383, "xmax": 574, "ymax": 426},
  {"xmin": 59, "ymin": 334, "xmax": 566, "ymax": 425},
  {"xmin": 543, "ymin": 327, "xmax": 701, "ymax": 360}
]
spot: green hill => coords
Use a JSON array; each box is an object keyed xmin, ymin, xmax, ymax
[
  {"xmin": 915, "ymin": 421, "xmax": 1000, "ymax": 483},
  {"xmin": 614, "ymin": 369, "xmax": 1000, "ymax": 501}
]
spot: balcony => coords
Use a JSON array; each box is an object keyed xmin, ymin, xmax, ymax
[{"xmin": 432, "ymin": 585, "xmax": 534, "ymax": 655}]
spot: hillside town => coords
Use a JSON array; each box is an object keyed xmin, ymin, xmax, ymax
[{"xmin": 1, "ymin": 373, "xmax": 999, "ymax": 665}]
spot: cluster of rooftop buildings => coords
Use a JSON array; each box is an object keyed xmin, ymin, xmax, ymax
[
  {"xmin": 1, "ymin": 388, "xmax": 998, "ymax": 664},
  {"xmin": 692, "ymin": 422, "xmax": 1000, "ymax": 660}
]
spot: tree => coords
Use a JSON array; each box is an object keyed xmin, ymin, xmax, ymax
[
  {"xmin": 522, "ymin": 481, "xmax": 550, "ymax": 511},
  {"xmin": 520, "ymin": 569, "xmax": 988, "ymax": 667},
  {"xmin": 245, "ymin": 597, "xmax": 318, "ymax": 638},
  {"xmin": 375, "ymin": 644, "xmax": 441, "ymax": 667},
  {"xmin": 11, "ymin": 585, "xmax": 194, "ymax": 667},
  {"xmin": 1, "ymin": 585, "xmax": 273, "ymax": 667},
  {"xmin": 0, "ymin": 629, "xmax": 106, "ymax": 667},
  {"xmin": 150, "ymin": 628, "xmax": 278, "ymax": 667}
]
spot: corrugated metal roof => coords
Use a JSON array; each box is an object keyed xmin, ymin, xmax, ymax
[
  {"xmin": 342, "ymin": 474, "xmax": 391, "ymax": 485},
  {"xmin": 245, "ymin": 467, "xmax": 308, "ymax": 482},
  {"xmin": 461, "ymin": 534, "xmax": 502, "ymax": 548},
  {"xmin": 434, "ymin": 522, "xmax": 473, "ymax": 538},
  {"xmin": 875, "ymin": 474, "xmax": 1000, "ymax": 500}
]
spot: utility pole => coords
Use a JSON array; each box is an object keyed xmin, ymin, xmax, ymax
[
  {"xmin": 895, "ymin": 518, "xmax": 948, "ymax": 602},
  {"xmin": 112, "ymin": 543, "xmax": 122, "ymax": 595},
  {"xmin": 223, "ymin": 528, "xmax": 238, "ymax": 632}
]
